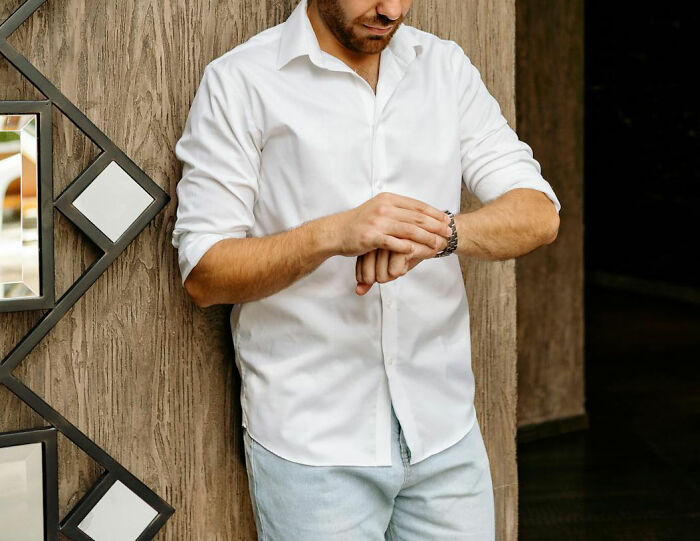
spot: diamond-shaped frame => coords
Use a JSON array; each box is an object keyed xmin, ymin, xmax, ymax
[{"xmin": 0, "ymin": 1, "xmax": 174, "ymax": 539}]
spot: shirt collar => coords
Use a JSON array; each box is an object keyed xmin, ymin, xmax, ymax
[{"xmin": 275, "ymin": 0, "xmax": 423, "ymax": 71}]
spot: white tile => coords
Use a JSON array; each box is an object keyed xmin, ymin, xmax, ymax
[
  {"xmin": 78, "ymin": 479, "xmax": 158, "ymax": 541},
  {"xmin": 73, "ymin": 161, "xmax": 154, "ymax": 242}
]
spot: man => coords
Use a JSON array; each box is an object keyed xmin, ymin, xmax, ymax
[{"xmin": 172, "ymin": 0, "xmax": 561, "ymax": 538}]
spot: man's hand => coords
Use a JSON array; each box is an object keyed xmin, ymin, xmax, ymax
[
  {"xmin": 354, "ymin": 235, "xmax": 448, "ymax": 295},
  {"xmin": 331, "ymin": 192, "xmax": 452, "ymax": 258}
]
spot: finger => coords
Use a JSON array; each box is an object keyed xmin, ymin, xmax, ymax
[
  {"xmin": 436, "ymin": 235, "xmax": 448, "ymax": 253},
  {"xmin": 388, "ymin": 206, "xmax": 453, "ymax": 238},
  {"xmin": 375, "ymin": 249, "xmax": 390, "ymax": 283},
  {"xmin": 382, "ymin": 219, "xmax": 444, "ymax": 251},
  {"xmin": 377, "ymin": 234, "xmax": 415, "ymax": 254},
  {"xmin": 357, "ymin": 253, "xmax": 369, "ymax": 284},
  {"xmin": 381, "ymin": 193, "xmax": 451, "ymax": 226},
  {"xmin": 361, "ymin": 249, "xmax": 377, "ymax": 285},
  {"xmin": 389, "ymin": 238, "xmax": 437, "ymax": 262},
  {"xmin": 388, "ymin": 251, "xmax": 409, "ymax": 278},
  {"xmin": 355, "ymin": 282, "xmax": 372, "ymax": 295}
]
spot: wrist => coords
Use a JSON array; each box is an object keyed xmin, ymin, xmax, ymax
[{"xmin": 305, "ymin": 214, "xmax": 340, "ymax": 259}]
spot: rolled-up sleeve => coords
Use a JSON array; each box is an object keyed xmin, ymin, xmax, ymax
[
  {"xmin": 172, "ymin": 61, "xmax": 262, "ymax": 286},
  {"xmin": 451, "ymin": 44, "xmax": 561, "ymax": 214}
]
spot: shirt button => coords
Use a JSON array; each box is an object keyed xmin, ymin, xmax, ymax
[
  {"xmin": 386, "ymin": 356, "xmax": 394, "ymax": 365},
  {"xmin": 386, "ymin": 298, "xmax": 393, "ymax": 308}
]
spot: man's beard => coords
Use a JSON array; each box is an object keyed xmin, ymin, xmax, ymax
[{"xmin": 313, "ymin": 0, "xmax": 403, "ymax": 54}]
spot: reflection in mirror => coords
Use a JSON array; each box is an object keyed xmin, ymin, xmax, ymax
[{"xmin": 0, "ymin": 114, "xmax": 40, "ymax": 300}]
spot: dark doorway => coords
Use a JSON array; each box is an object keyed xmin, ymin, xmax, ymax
[{"xmin": 518, "ymin": 3, "xmax": 700, "ymax": 539}]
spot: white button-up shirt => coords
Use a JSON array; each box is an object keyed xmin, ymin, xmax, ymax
[{"xmin": 172, "ymin": 0, "xmax": 561, "ymax": 466}]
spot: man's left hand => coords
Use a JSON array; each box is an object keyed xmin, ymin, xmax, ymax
[{"xmin": 355, "ymin": 234, "xmax": 448, "ymax": 295}]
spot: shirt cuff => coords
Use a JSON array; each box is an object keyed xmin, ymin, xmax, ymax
[
  {"xmin": 510, "ymin": 178, "xmax": 561, "ymax": 214},
  {"xmin": 173, "ymin": 231, "xmax": 245, "ymax": 286},
  {"xmin": 476, "ymin": 173, "xmax": 562, "ymax": 215}
]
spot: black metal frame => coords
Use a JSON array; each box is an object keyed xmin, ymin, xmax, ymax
[
  {"xmin": 0, "ymin": 426, "xmax": 59, "ymax": 541},
  {"xmin": 1, "ymin": 1, "xmax": 174, "ymax": 539},
  {"xmin": 0, "ymin": 100, "xmax": 55, "ymax": 312}
]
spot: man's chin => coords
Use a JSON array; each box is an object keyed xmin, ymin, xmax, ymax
[{"xmin": 354, "ymin": 34, "xmax": 391, "ymax": 53}]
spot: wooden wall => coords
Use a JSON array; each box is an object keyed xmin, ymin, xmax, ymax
[
  {"xmin": 515, "ymin": 0, "xmax": 586, "ymax": 430},
  {"xmin": 1, "ymin": 1, "xmax": 524, "ymax": 538}
]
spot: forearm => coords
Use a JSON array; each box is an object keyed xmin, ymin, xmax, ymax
[
  {"xmin": 184, "ymin": 216, "xmax": 337, "ymax": 307},
  {"xmin": 453, "ymin": 188, "xmax": 560, "ymax": 260}
]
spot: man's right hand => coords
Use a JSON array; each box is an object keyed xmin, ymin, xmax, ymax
[{"xmin": 328, "ymin": 192, "xmax": 453, "ymax": 258}]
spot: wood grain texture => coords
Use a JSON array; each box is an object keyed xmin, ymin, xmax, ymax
[
  {"xmin": 515, "ymin": 0, "xmax": 585, "ymax": 428},
  {"xmin": 1, "ymin": 1, "xmax": 521, "ymax": 538}
]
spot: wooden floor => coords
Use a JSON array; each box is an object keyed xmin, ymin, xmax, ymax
[{"xmin": 518, "ymin": 285, "xmax": 700, "ymax": 540}]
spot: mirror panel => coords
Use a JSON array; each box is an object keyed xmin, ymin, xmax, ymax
[
  {"xmin": 0, "ymin": 442, "xmax": 45, "ymax": 540},
  {"xmin": 0, "ymin": 114, "xmax": 40, "ymax": 300}
]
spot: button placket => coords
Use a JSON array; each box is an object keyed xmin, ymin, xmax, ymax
[
  {"xmin": 375, "ymin": 123, "xmax": 385, "ymax": 194},
  {"xmin": 381, "ymin": 282, "xmax": 399, "ymax": 369}
]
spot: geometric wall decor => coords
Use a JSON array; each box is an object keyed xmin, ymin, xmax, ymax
[{"xmin": 1, "ymin": 1, "xmax": 173, "ymax": 539}]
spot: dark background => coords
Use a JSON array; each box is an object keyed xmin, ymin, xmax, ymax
[
  {"xmin": 519, "ymin": 4, "xmax": 700, "ymax": 538},
  {"xmin": 585, "ymin": 3, "xmax": 699, "ymax": 288}
]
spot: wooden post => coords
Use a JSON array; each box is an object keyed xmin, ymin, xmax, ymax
[{"xmin": 515, "ymin": 0, "xmax": 586, "ymax": 436}]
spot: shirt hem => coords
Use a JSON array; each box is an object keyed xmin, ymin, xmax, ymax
[
  {"xmin": 242, "ymin": 425, "xmax": 394, "ymax": 467},
  {"xmin": 408, "ymin": 410, "xmax": 478, "ymax": 466}
]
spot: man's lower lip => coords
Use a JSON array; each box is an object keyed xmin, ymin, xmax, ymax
[{"xmin": 363, "ymin": 24, "xmax": 393, "ymax": 35}]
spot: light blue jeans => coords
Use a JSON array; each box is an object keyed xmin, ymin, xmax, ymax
[{"xmin": 242, "ymin": 404, "xmax": 495, "ymax": 540}]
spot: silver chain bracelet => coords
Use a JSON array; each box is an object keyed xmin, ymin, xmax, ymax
[{"xmin": 434, "ymin": 210, "xmax": 457, "ymax": 257}]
